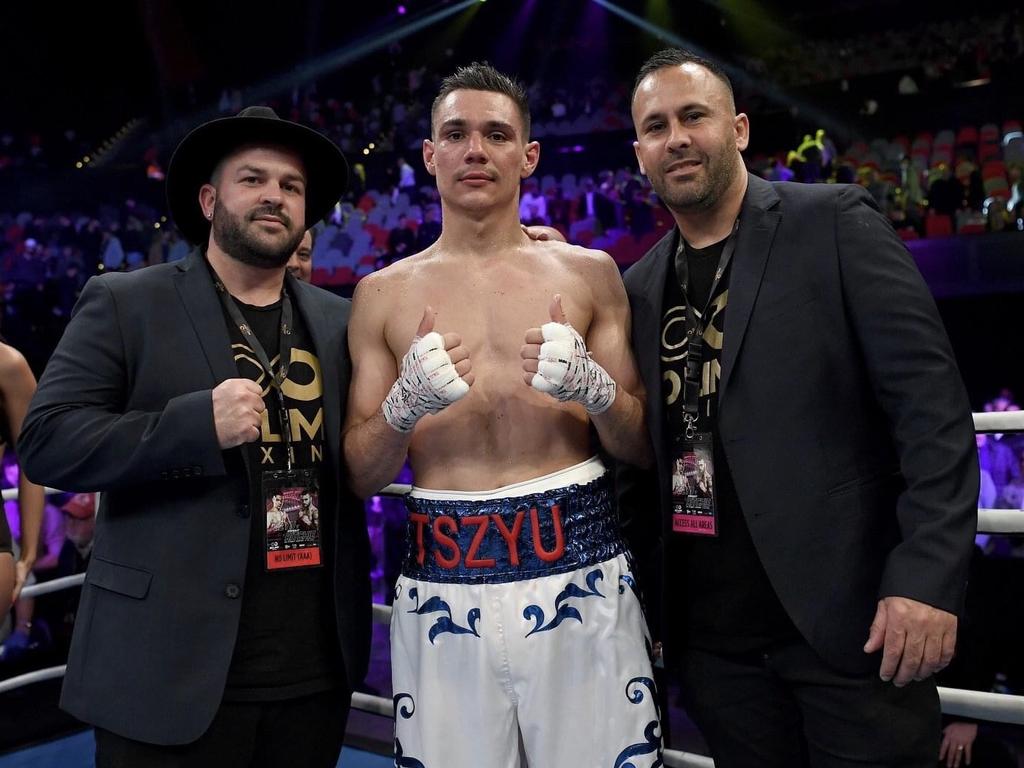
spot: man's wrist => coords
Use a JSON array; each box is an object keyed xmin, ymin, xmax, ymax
[{"xmin": 382, "ymin": 381, "xmax": 420, "ymax": 433}]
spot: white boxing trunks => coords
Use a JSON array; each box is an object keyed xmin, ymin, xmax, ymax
[{"xmin": 390, "ymin": 456, "xmax": 662, "ymax": 768}]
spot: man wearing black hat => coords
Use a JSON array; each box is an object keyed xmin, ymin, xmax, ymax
[{"xmin": 19, "ymin": 107, "xmax": 371, "ymax": 766}]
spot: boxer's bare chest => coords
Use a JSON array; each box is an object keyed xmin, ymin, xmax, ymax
[
  {"xmin": 389, "ymin": 250, "xmax": 597, "ymax": 488},
  {"xmin": 386, "ymin": 254, "xmax": 593, "ymax": 372}
]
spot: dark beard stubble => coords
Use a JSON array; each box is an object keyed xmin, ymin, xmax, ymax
[{"xmin": 211, "ymin": 199, "xmax": 304, "ymax": 269}]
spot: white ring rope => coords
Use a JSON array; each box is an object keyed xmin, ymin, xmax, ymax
[
  {"xmin": 18, "ymin": 573, "xmax": 86, "ymax": 600},
  {"xmin": 665, "ymin": 752, "xmax": 716, "ymax": 768},
  {"xmin": 977, "ymin": 508, "xmax": 1024, "ymax": 534},
  {"xmin": 0, "ymin": 665, "xmax": 66, "ymax": 695},
  {"xmin": 1, "ymin": 486, "xmax": 64, "ymax": 502},
  {"xmin": 973, "ymin": 411, "xmax": 1024, "ymax": 433},
  {"xmin": 938, "ymin": 686, "xmax": 1024, "ymax": 725}
]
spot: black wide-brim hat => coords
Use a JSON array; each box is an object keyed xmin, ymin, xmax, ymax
[{"xmin": 166, "ymin": 106, "xmax": 348, "ymax": 244}]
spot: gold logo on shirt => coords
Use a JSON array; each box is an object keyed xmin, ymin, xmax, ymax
[{"xmin": 661, "ymin": 289, "xmax": 728, "ymax": 406}]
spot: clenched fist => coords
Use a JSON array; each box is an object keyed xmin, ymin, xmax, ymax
[
  {"xmin": 212, "ymin": 378, "xmax": 266, "ymax": 449},
  {"xmin": 382, "ymin": 306, "xmax": 473, "ymax": 433}
]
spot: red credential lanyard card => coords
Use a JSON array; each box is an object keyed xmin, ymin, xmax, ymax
[{"xmin": 262, "ymin": 468, "xmax": 323, "ymax": 570}]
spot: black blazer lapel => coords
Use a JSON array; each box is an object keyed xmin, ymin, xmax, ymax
[
  {"xmin": 174, "ymin": 249, "xmax": 252, "ymax": 477},
  {"xmin": 719, "ymin": 175, "xmax": 781, "ymax": 406},
  {"xmin": 628, "ymin": 229, "xmax": 676, "ymax": 465},
  {"xmin": 173, "ymin": 249, "xmax": 238, "ymax": 383}
]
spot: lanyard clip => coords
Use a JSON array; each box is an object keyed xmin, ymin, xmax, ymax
[{"xmin": 684, "ymin": 413, "xmax": 697, "ymax": 440}]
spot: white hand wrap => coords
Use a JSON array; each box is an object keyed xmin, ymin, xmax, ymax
[
  {"xmin": 383, "ymin": 331, "xmax": 469, "ymax": 433},
  {"xmin": 530, "ymin": 322, "xmax": 616, "ymax": 415}
]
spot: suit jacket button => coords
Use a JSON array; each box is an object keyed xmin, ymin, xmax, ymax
[
  {"xmin": 193, "ymin": 466, "xmax": 203, "ymax": 476},
  {"xmin": 160, "ymin": 471, "xmax": 169, "ymax": 480},
  {"xmin": 225, "ymin": 584, "xmax": 241, "ymax": 599},
  {"xmin": 237, "ymin": 504, "xmax": 249, "ymax": 518},
  {"xmin": 170, "ymin": 469, "xmax": 181, "ymax": 480}
]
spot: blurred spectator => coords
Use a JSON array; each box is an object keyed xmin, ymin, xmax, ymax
[
  {"xmin": 47, "ymin": 493, "xmax": 96, "ymax": 654},
  {"xmin": 1008, "ymin": 163, "xmax": 1023, "ymax": 221},
  {"xmin": 1, "ymin": 479, "xmax": 64, "ymax": 664},
  {"xmin": 415, "ymin": 205, "xmax": 442, "ymax": 251},
  {"xmin": 286, "ymin": 229, "xmax": 315, "ymax": 283},
  {"xmin": 0, "ymin": 341, "xmax": 44, "ymax": 624},
  {"xmin": 999, "ymin": 451, "xmax": 1024, "ymax": 509},
  {"xmin": 979, "ymin": 466, "xmax": 997, "ymax": 509},
  {"xmin": 929, "ymin": 164, "xmax": 962, "ymax": 230},
  {"xmin": 859, "ymin": 166, "xmax": 892, "ymax": 211},
  {"xmin": 397, "ymin": 156, "xmax": 417, "ymax": 200},
  {"xmin": 935, "ymin": 546, "xmax": 1019, "ymax": 767},
  {"xmin": 977, "ymin": 433, "xmax": 1019, "ymax": 490},
  {"xmin": 622, "ymin": 177, "xmax": 655, "ymax": 238},
  {"xmin": 386, "ymin": 213, "xmax": 416, "ymax": 262},
  {"xmin": 519, "ymin": 178, "xmax": 547, "ymax": 225},
  {"xmin": 99, "ymin": 228, "xmax": 124, "ymax": 271},
  {"xmin": 576, "ymin": 177, "xmax": 616, "ymax": 234},
  {"xmin": 544, "ymin": 184, "xmax": 571, "ymax": 233}
]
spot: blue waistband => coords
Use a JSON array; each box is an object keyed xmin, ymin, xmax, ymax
[{"xmin": 401, "ymin": 472, "xmax": 624, "ymax": 584}]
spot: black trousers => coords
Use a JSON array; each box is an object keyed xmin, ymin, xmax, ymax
[
  {"xmin": 95, "ymin": 687, "xmax": 350, "ymax": 768},
  {"xmin": 676, "ymin": 639, "xmax": 940, "ymax": 768}
]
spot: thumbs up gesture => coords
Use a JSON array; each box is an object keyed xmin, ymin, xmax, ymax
[
  {"xmin": 521, "ymin": 295, "xmax": 616, "ymax": 415},
  {"xmin": 382, "ymin": 306, "xmax": 473, "ymax": 433}
]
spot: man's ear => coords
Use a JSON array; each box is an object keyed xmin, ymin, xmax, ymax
[
  {"xmin": 734, "ymin": 113, "xmax": 750, "ymax": 153},
  {"xmin": 633, "ymin": 140, "xmax": 647, "ymax": 177},
  {"xmin": 521, "ymin": 140, "xmax": 540, "ymax": 179},
  {"xmin": 199, "ymin": 184, "xmax": 216, "ymax": 221},
  {"xmin": 423, "ymin": 139, "xmax": 437, "ymax": 177}
]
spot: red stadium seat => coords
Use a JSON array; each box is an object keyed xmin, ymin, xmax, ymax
[
  {"xmin": 955, "ymin": 125, "xmax": 978, "ymax": 147},
  {"xmin": 982, "ymin": 162, "xmax": 1009, "ymax": 198},
  {"xmin": 925, "ymin": 211, "xmax": 953, "ymax": 238},
  {"xmin": 978, "ymin": 142, "xmax": 1001, "ymax": 162}
]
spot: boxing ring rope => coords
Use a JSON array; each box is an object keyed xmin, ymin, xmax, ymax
[
  {"xmin": 973, "ymin": 410, "xmax": 1024, "ymax": 433},
  {"xmin": 1, "ymin": 486, "xmax": 67, "ymax": 502},
  {"xmin": 2, "ymin": 411, "xmax": 1023, "ymax": 765}
]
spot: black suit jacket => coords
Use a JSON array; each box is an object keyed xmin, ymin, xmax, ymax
[
  {"xmin": 19, "ymin": 250, "xmax": 372, "ymax": 744},
  {"xmin": 619, "ymin": 174, "xmax": 979, "ymax": 675},
  {"xmin": 576, "ymin": 190, "xmax": 616, "ymax": 230}
]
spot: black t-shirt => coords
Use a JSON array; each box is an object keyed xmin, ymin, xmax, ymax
[
  {"xmin": 219, "ymin": 290, "xmax": 342, "ymax": 701},
  {"xmin": 661, "ymin": 234, "xmax": 797, "ymax": 652}
]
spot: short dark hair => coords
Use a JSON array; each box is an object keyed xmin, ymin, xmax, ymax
[
  {"xmin": 431, "ymin": 62, "xmax": 531, "ymax": 139},
  {"xmin": 632, "ymin": 48, "xmax": 735, "ymax": 111}
]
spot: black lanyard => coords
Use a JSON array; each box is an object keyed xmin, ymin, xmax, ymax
[
  {"xmin": 675, "ymin": 222, "xmax": 738, "ymax": 439},
  {"xmin": 208, "ymin": 263, "xmax": 296, "ymax": 471}
]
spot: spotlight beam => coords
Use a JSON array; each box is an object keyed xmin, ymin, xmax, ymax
[
  {"xmin": 591, "ymin": 0, "xmax": 852, "ymax": 140},
  {"xmin": 147, "ymin": 0, "xmax": 479, "ymax": 152},
  {"xmin": 251, "ymin": 0, "xmax": 479, "ymax": 106}
]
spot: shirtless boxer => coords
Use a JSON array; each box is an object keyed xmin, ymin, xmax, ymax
[{"xmin": 343, "ymin": 63, "xmax": 661, "ymax": 768}]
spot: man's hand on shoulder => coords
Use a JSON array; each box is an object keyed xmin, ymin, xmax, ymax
[
  {"xmin": 521, "ymin": 223, "xmax": 568, "ymax": 243},
  {"xmin": 863, "ymin": 595, "xmax": 957, "ymax": 686}
]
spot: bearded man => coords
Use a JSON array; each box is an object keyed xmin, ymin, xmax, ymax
[{"xmin": 19, "ymin": 107, "xmax": 372, "ymax": 767}]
